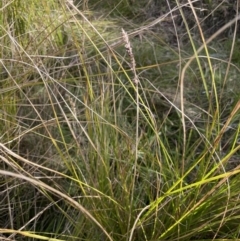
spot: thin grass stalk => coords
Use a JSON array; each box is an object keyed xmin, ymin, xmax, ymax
[
  {"xmin": 221, "ymin": 0, "xmax": 239, "ymax": 99},
  {"xmin": 121, "ymin": 27, "xmax": 141, "ymax": 240}
]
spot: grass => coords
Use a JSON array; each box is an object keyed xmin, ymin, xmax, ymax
[{"xmin": 0, "ymin": 0, "xmax": 240, "ymax": 240}]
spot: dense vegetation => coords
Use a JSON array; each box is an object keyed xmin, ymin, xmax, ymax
[{"xmin": 0, "ymin": 0, "xmax": 239, "ymax": 240}]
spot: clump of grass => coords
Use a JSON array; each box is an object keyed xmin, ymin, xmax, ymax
[{"xmin": 0, "ymin": 0, "xmax": 240, "ymax": 241}]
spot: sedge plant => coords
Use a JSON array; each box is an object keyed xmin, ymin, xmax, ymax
[{"xmin": 0, "ymin": 0, "xmax": 239, "ymax": 241}]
